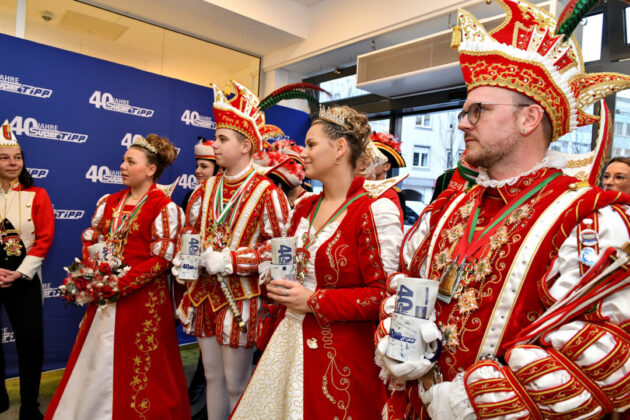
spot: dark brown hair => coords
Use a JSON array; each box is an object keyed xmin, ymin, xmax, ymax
[{"xmin": 130, "ymin": 134, "xmax": 178, "ymax": 181}]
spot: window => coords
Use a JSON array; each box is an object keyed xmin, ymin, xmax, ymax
[
  {"xmin": 582, "ymin": 13, "xmax": 603, "ymax": 62},
  {"xmin": 413, "ymin": 146, "xmax": 430, "ymax": 168},
  {"xmin": 415, "ymin": 114, "xmax": 431, "ymax": 128},
  {"xmin": 369, "ymin": 118, "xmax": 390, "ymax": 133},
  {"xmin": 319, "ymin": 74, "xmax": 370, "ymax": 102},
  {"xmin": 612, "ymin": 90, "xmax": 630, "ymax": 156}
]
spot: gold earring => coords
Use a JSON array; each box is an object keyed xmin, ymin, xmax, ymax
[{"xmin": 521, "ymin": 128, "xmax": 526, "ymax": 134}]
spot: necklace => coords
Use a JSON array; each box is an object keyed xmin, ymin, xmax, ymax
[
  {"xmin": 0, "ymin": 183, "xmax": 22, "ymax": 257},
  {"xmin": 296, "ymin": 191, "xmax": 367, "ymax": 281},
  {"xmin": 107, "ymin": 189, "xmax": 150, "ymax": 260}
]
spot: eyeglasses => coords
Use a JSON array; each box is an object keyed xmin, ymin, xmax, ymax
[
  {"xmin": 603, "ymin": 173, "xmax": 630, "ymax": 183},
  {"xmin": 457, "ymin": 103, "xmax": 530, "ymax": 126}
]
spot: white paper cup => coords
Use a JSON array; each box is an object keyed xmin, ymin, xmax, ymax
[
  {"xmin": 181, "ymin": 233, "xmax": 202, "ymax": 256},
  {"xmin": 395, "ymin": 277, "xmax": 438, "ymax": 319},
  {"xmin": 179, "ymin": 255, "xmax": 200, "ymax": 281},
  {"xmin": 178, "ymin": 233, "xmax": 201, "ymax": 281},
  {"xmin": 271, "ymin": 237, "xmax": 297, "ymax": 265},
  {"xmin": 87, "ymin": 243, "xmax": 108, "ymax": 261},
  {"xmin": 270, "ymin": 263, "xmax": 297, "ymax": 282},
  {"xmin": 386, "ymin": 312, "xmax": 425, "ymax": 362}
]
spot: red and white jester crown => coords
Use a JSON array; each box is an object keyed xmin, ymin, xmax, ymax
[
  {"xmin": 212, "ymin": 80, "xmax": 266, "ymax": 153},
  {"xmin": 453, "ymin": 0, "xmax": 630, "ymax": 141}
]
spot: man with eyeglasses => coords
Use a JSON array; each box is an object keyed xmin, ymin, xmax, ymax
[
  {"xmin": 603, "ymin": 157, "xmax": 630, "ymax": 195},
  {"xmin": 375, "ymin": 1, "xmax": 630, "ymax": 419}
]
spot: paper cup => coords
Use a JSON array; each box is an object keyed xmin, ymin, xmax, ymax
[
  {"xmin": 386, "ymin": 312, "xmax": 425, "ymax": 362},
  {"xmin": 271, "ymin": 237, "xmax": 297, "ymax": 265},
  {"xmin": 270, "ymin": 263, "xmax": 297, "ymax": 282},
  {"xmin": 395, "ymin": 277, "xmax": 438, "ymax": 319}
]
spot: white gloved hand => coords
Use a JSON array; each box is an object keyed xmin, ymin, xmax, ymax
[
  {"xmin": 419, "ymin": 375, "xmax": 476, "ymax": 420},
  {"xmin": 171, "ymin": 252, "xmax": 183, "ymax": 277},
  {"xmin": 200, "ymin": 247, "xmax": 233, "ymax": 276},
  {"xmin": 376, "ymin": 318, "xmax": 442, "ymax": 382}
]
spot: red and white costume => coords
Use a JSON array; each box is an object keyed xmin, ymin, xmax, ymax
[
  {"xmin": 177, "ymin": 164, "xmax": 290, "ymax": 347},
  {"xmin": 377, "ymin": 0, "xmax": 630, "ymax": 418},
  {"xmin": 1, "ymin": 181, "xmax": 54, "ymax": 280},
  {"xmin": 46, "ymin": 185, "xmax": 190, "ymax": 420},
  {"xmin": 232, "ymin": 177, "xmax": 402, "ymax": 420}
]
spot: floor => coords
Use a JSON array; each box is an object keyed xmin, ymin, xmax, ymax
[{"xmin": 0, "ymin": 343, "xmax": 201, "ymax": 419}]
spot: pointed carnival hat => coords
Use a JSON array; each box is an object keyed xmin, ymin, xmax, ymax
[
  {"xmin": 370, "ymin": 132, "xmax": 405, "ymax": 168},
  {"xmin": 194, "ymin": 136, "xmax": 215, "ymax": 161},
  {"xmin": 452, "ymin": 0, "xmax": 630, "ymax": 141},
  {"xmin": 1, "ymin": 120, "xmax": 20, "ymax": 149},
  {"xmin": 212, "ymin": 80, "xmax": 266, "ymax": 153}
]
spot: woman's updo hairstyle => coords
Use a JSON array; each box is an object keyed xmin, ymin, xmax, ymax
[
  {"xmin": 313, "ymin": 105, "xmax": 371, "ymax": 168},
  {"xmin": 130, "ymin": 134, "xmax": 178, "ymax": 181}
]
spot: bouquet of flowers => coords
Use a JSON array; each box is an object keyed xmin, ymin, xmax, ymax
[{"xmin": 58, "ymin": 256, "xmax": 130, "ymax": 306}]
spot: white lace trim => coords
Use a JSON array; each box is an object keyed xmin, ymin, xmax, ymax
[
  {"xmin": 476, "ymin": 149, "xmax": 568, "ymax": 188},
  {"xmin": 223, "ymin": 161, "xmax": 253, "ymax": 181}
]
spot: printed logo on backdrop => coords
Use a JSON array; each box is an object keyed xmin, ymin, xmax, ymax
[
  {"xmin": 2, "ymin": 327, "xmax": 15, "ymax": 344},
  {"xmin": 0, "ymin": 74, "xmax": 53, "ymax": 99},
  {"xmin": 179, "ymin": 174, "xmax": 198, "ymax": 190},
  {"xmin": 86, "ymin": 165, "xmax": 123, "ymax": 184},
  {"xmin": 89, "ymin": 91, "xmax": 154, "ymax": 118},
  {"xmin": 54, "ymin": 209, "xmax": 85, "ymax": 220},
  {"xmin": 42, "ymin": 283, "xmax": 57, "ymax": 299},
  {"xmin": 10, "ymin": 116, "xmax": 87, "ymax": 144},
  {"xmin": 180, "ymin": 110, "xmax": 216, "ymax": 129},
  {"xmin": 27, "ymin": 168, "xmax": 49, "ymax": 179}
]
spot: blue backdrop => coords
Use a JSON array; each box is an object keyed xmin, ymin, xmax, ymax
[{"xmin": 0, "ymin": 33, "xmax": 311, "ymax": 377}]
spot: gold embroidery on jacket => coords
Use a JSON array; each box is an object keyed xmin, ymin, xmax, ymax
[{"xmin": 130, "ymin": 283, "xmax": 166, "ymax": 418}]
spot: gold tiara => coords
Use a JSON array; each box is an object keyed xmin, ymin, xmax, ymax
[
  {"xmin": 318, "ymin": 104, "xmax": 349, "ymax": 128},
  {"xmin": 132, "ymin": 135, "xmax": 158, "ymax": 154}
]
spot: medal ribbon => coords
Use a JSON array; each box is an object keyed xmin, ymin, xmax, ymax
[
  {"xmin": 303, "ymin": 191, "xmax": 368, "ymax": 250},
  {"xmin": 109, "ymin": 190, "xmax": 150, "ymax": 238},
  {"xmin": 212, "ymin": 168, "xmax": 256, "ymax": 226},
  {"xmin": 454, "ymin": 171, "xmax": 562, "ymax": 263}
]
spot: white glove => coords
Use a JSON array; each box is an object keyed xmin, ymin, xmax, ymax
[
  {"xmin": 420, "ymin": 375, "xmax": 476, "ymax": 420},
  {"xmin": 171, "ymin": 252, "xmax": 183, "ymax": 277},
  {"xmin": 376, "ymin": 318, "xmax": 442, "ymax": 383},
  {"xmin": 200, "ymin": 247, "xmax": 233, "ymax": 276}
]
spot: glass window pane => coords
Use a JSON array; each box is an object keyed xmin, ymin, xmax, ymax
[
  {"xmin": 398, "ymin": 110, "xmax": 463, "ymax": 211},
  {"xmin": 582, "ymin": 13, "xmax": 603, "ymax": 62},
  {"xmin": 320, "ymin": 74, "xmax": 370, "ymax": 102},
  {"xmin": 612, "ymin": 90, "xmax": 630, "ymax": 160},
  {"xmin": 626, "ymin": 8, "xmax": 630, "ymax": 45},
  {"xmin": 369, "ymin": 118, "xmax": 389, "ymax": 133},
  {"xmin": 553, "ymin": 104, "xmax": 595, "ymax": 154}
]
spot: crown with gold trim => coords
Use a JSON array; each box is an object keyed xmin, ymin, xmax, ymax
[
  {"xmin": 452, "ymin": 0, "xmax": 630, "ymax": 141},
  {"xmin": 132, "ymin": 135, "xmax": 158, "ymax": 154},
  {"xmin": 212, "ymin": 80, "xmax": 265, "ymax": 153},
  {"xmin": 318, "ymin": 104, "xmax": 349, "ymax": 128},
  {"xmin": 0, "ymin": 120, "xmax": 20, "ymax": 149}
]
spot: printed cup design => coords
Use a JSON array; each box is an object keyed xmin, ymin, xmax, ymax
[
  {"xmin": 179, "ymin": 233, "xmax": 201, "ymax": 281},
  {"xmin": 271, "ymin": 237, "xmax": 297, "ymax": 265},
  {"xmin": 394, "ymin": 277, "xmax": 438, "ymax": 320}
]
